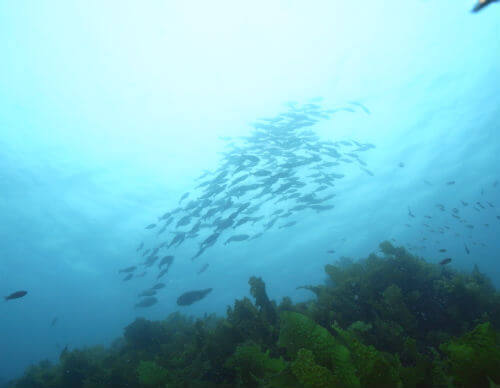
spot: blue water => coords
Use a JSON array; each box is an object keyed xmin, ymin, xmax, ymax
[{"xmin": 0, "ymin": 0, "xmax": 499, "ymax": 382}]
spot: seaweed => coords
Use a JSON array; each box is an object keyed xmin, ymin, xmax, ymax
[{"xmin": 8, "ymin": 242, "xmax": 500, "ymax": 388}]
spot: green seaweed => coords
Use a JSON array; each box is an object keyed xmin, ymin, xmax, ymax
[{"xmin": 8, "ymin": 242, "xmax": 500, "ymax": 388}]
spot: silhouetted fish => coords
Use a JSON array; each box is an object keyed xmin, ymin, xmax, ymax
[
  {"xmin": 145, "ymin": 224, "xmax": 157, "ymax": 229},
  {"xmin": 439, "ymin": 258, "xmax": 452, "ymax": 265},
  {"xmin": 177, "ymin": 288, "xmax": 212, "ymax": 306},
  {"xmin": 135, "ymin": 297, "xmax": 158, "ymax": 308},
  {"xmin": 5, "ymin": 290, "xmax": 27, "ymax": 301},
  {"xmin": 119, "ymin": 266, "xmax": 137, "ymax": 273},
  {"xmin": 122, "ymin": 274, "xmax": 133, "ymax": 281},
  {"xmin": 471, "ymin": 0, "xmax": 499, "ymax": 12},
  {"xmin": 51, "ymin": 317, "xmax": 58, "ymax": 327},
  {"xmin": 438, "ymin": 249, "xmax": 447, "ymax": 253},
  {"xmin": 138, "ymin": 289, "xmax": 157, "ymax": 297},
  {"xmin": 197, "ymin": 263, "xmax": 209, "ymax": 274},
  {"xmin": 446, "ymin": 181, "xmax": 455, "ymax": 185},
  {"xmin": 151, "ymin": 283, "xmax": 166, "ymax": 290}
]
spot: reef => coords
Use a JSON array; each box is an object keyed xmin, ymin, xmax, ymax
[{"xmin": 8, "ymin": 241, "xmax": 500, "ymax": 387}]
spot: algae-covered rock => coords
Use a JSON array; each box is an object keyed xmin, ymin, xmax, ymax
[
  {"xmin": 278, "ymin": 311, "xmax": 360, "ymax": 387},
  {"xmin": 225, "ymin": 341, "xmax": 286, "ymax": 386},
  {"xmin": 440, "ymin": 322, "xmax": 500, "ymax": 387},
  {"xmin": 136, "ymin": 361, "xmax": 169, "ymax": 387},
  {"xmin": 291, "ymin": 349, "xmax": 337, "ymax": 388}
]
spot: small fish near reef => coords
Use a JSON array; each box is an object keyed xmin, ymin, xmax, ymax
[
  {"xmin": 439, "ymin": 258, "xmax": 452, "ymax": 266},
  {"xmin": 177, "ymin": 288, "xmax": 212, "ymax": 306},
  {"xmin": 5, "ymin": 290, "xmax": 27, "ymax": 301},
  {"xmin": 135, "ymin": 297, "xmax": 158, "ymax": 308}
]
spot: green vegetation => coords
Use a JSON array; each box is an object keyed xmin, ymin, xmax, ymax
[{"xmin": 8, "ymin": 241, "xmax": 500, "ymax": 387}]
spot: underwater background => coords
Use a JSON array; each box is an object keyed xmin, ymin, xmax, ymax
[{"xmin": 0, "ymin": 1, "xmax": 499, "ymax": 386}]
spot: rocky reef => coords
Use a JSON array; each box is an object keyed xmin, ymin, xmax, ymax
[{"xmin": 9, "ymin": 241, "xmax": 500, "ymax": 387}]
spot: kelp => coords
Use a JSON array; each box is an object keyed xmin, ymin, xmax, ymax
[{"xmin": 8, "ymin": 241, "xmax": 500, "ymax": 387}]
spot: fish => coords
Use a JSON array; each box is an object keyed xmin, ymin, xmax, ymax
[
  {"xmin": 487, "ymin": 201, "xmax": 494, "ymax": 208},
  {"xmin": 177, "ymin": 288, "xmax": 212, "ymax": 306},
  {"xmin": 197, "ymin": 263, "xmax": 209, "ymax": 274},
  {"xmin": 446, "ymin": 181, "xmax": 455, "ymax": 185},
  {"xmin": 460, "ymin": 200, "xmax": 468, "ymax": 207},
  {"xmin": 118, "ymin": 266, "xmax": 137, "ymax": 273},
  {"xmin": 122, "ymin": 274, "xmax": 133, "ymax": 281},
  {"xmin": 145, "ymin": 223, "xmax": 157, "ymax": 229},
  {"xmin": 279, "ymin": 221, "xmax": 297, "ymax": 229},
  {"xmin": 408, "ymin": 207, "xmax": 415, "ymax": 218},
  {"xmin": 136, "ymin": 242, "xmax": 144, "ymax": 252},
  {"xmin": 50, "ymin": 317, "xmax": 58, "ymax": 327},
  {"xmin": 439, "ymin": 258, "xmax": 452, "ymax": 266},
  {"xmin": 158, "ymin": 255, "xmax": 174, "ymax": 268},
  {"xmin": 348, "ymin": 101, "xmax": 371, "ymax": 114},
  {"xmin": 143, "ymin": 256, "xmax": 159, "ymax": 267},
  {"xmin": 224, "ymin": 234, "xmax": 250, "ymax": 245},
  {"xmin": 135, "ymin": 297, "xmax": 158, "ymax": 308},
  {"xmin": 326, "ymin": 250, "xmax": 335, "ymax": 254},
  {"xmin": 398, "ymin": 162, "xmax": 405, "ymax": 168},
  {"xmin": 438, "ymin": 249, "xmax": 447, "ymax": 253},
  {"xmin": 179, "ymin": 192, "xmax": 190, "ymax": 204},
  {"xmin": 152, "ymin": 283, "xmax": 166, "ymax": 290},
  {"xmin": 5, "ymin": 290, "xmax": 28, "ymax": 301},
  {"xmin": 157, "ymin": 268, "xmax": 168, "ymax": 280},
  {"xmin": 471, "ymin": 0, "xmax": 499, "ymax": 12},
  {"xmin": 138, "ymin": 289, "xmax": 157, "ymax": 297}
]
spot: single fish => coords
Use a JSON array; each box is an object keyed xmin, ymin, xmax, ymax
[
  {"xmin": 157, "ymin": 268, "xmax": 168, "ymax": 280},
  {"xmin": 151, "ymin": 283, "xmax": 166, "ymax": 290},
  {"xmin": 179, "ymin": 192, "xmax": 190, "ymax": 204},
  {"xmin": 408, "ymin": 207, "xmax": 415, "ymax": 218},
  {"xmin": 279, "ymin": 221, "xmax": 297, "ymax": 229},
  {"xmin": 224, "ymin": 234, "xmax": 250, "ymax": 245},
  {"xmin": 438, "ymin": 249, "xmax": 447, "ymax": 253},
  {"xmin": 197, "ymin": 263, "xmax": 209, "ymax": 274},
  {"xmin": 118, "ymin": 266, "xmax": 137, "ymax": 273},
  {"xmin": 398, "ymin": 162, "xmax": 405, "ymax": 168},
  {"xmin": 51, "ymin": 317, "xmax": 58, "ymax": 327},
  {"xmin": 136, "ymin": 242, "xmax": 144, "ymax": 252},
  {"xmin": 471, "ymin": 0, "xmax": 499, "ymax": 12},
  {"xmin": 138, "ymin": 289, "xmax": 157, "ymax": 297},
  {"xmin": 135, "ymin": 297, "xmax": 158, "ymax": 308},
  {"xmin": 326, "ymin": 250, "xmax": 335, "ymax": 254},
  {"xmin": 145, "ymin": 223, "xmax": 157, "ymax": 229},
  {"xmin": 177, "ymin": 288, "xmax": 212, "ymax": 306},
  {"xmin": 446, "ymin": 181, "xmax": 455, "ymax": 185},
  {"xmin": 122, "ymin": 274, "xmax": 133, "ymax": 281},
  {"xmin": 5, "ymin": 290, "xmax": 28, "ymax": 301},
  {"xmin": 439, "ymin": 258, "xmax": 452, "ymax": 266},
  {"xmin": 158, "ymin": 255, "xmax": 174, "ymax": 268}
]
